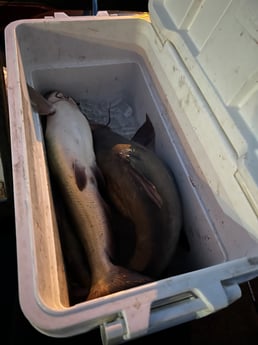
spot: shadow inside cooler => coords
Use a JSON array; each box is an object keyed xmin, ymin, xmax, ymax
[{"xmin": 13, "ymin": 18, "xmax": 257, "ymax": 312}]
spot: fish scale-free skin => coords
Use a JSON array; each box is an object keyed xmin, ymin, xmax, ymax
[
  {"xmin": 44, "ymin": 92, "xmax": 151, "ymax": 300},
  {"xmin": 92, "ymin": 125, "xmax": 183, "ymax": 279}
]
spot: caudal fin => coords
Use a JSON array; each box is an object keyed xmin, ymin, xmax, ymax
[{"xmin": 86, "ymin": 265, "xmax": 153, "ymax": 300}]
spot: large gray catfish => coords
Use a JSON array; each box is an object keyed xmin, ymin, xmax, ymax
[
  {"xmin": 40, "ymin": 91, "xmax": 151, "ymax": 300},
  {"xmin": 91, "ymin": 123, "xmax": 183, "ymax": 279}
]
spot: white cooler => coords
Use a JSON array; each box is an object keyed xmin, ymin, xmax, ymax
[{"xmin": 4, "ymin": 0, "xmax": 258, "ymax": 344}]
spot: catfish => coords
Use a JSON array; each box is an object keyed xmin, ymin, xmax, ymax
[
  {"xmin": 28, "ymin": 86, "xmax": 152, "ymax": 300},
  {"xmin": 91, "ymin": 122, "xmax": 183, "ymax": 278}
]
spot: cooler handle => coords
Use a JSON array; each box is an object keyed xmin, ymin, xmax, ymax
[{"xmin": 100, "ymin": 257, "xmax": 258, "ymax": 345}]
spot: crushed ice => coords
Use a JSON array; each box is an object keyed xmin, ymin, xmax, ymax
[{"xmin": 79, "ymin": 97, "xmax": 140, "ymax": 139}]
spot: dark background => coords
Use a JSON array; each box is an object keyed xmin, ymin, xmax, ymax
[{"xmin": 0, "ymin": 1, "xmax": 258, "ymax": 344}]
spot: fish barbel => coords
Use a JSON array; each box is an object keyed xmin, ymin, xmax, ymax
[{"xmin": 43, "ymin": 91, "xmax": 152, "ymax": 300}]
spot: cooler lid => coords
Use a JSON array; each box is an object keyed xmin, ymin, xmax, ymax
[{"xmin": 149, "ymin": 0, "xmax": 258, "ymax": 220}]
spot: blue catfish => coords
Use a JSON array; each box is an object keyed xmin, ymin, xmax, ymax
[
  {"xmin": 40, "ymin": 91, "xmax": 152, "ymax": 300},
  {"xmin": 91, "ymin": 123, "xmax": 183, "ymax": 278}
]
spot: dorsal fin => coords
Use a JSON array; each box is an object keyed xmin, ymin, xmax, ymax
[{"xmin": 131, "ymin": 114, "xmax": 155, "ymax": 149}]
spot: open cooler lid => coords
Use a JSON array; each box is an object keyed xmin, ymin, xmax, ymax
[{"xmin": 149, "ymin": 0, "xmax": 258, "ymax": 235}]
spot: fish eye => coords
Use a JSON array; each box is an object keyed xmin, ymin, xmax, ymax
[{"xmin": 56, "ymin": 92, "xmax": 64, "ymax": 99}]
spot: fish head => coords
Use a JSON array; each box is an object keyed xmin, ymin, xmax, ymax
[{"xmin": 46, "ymin": 91, "xmax": 78, "ymax": 107}]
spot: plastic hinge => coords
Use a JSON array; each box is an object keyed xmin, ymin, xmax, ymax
[
  {"xmin": 44, "ymin": 12, "xmax": 70, "ymax": 19},
  {"xmin": 100, "ymin": 317, "xmax": 125, "ymax": 345}
]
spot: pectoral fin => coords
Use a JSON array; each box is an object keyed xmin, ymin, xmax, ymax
[
  {"xmin": 73, "ymin": 160, "xmax": 87, "ymax": 191},
  {"xmin": 129, "ymin": 166, "xmax": 163, "ymax": 208},
  {"xmin": 116, "ymin": 145, "xmax": 163, "ymax": 208}
]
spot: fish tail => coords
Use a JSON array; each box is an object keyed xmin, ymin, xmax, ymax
[{"xmin": 86, "ymin": 265, "xmax": 152, "ymax": 300}]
